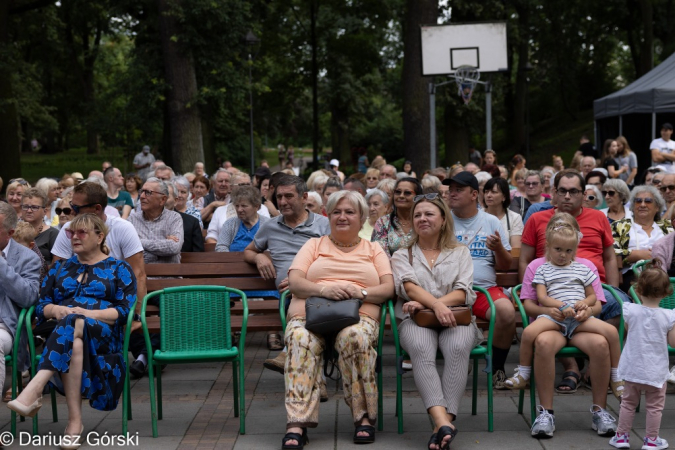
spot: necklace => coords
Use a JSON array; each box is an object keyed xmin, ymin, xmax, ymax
[
  {"xmin": 419, "ymin": 246, "xmax": 440, "ymax": 251},
  {"xmin": 419, "ymin": 245, "xmax": 441, "ymax": 265},
  {"xmin": 329, "ymin": 235, "xmax": 361, "ymax": 248}
]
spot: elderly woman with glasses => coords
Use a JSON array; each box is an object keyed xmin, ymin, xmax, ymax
[
  {"xmin": 600, "ymin": 179, "xmax": 631, "ymax": 224},
  {"xmin": 391, "ymin": 193, "xmax": 482, "ymax": 450},
  {"xmin": 612, "ymin": 186, "xmax": 672, "ymax": 292},
  {"xmin": 172, "ymin": 176, "xmax": 203, "ymax": 228},
  {"xmin": 283, "ymin": 190, "xmax": 394, "ymax": 448},
  {"xmin": 22, "ymin": 188, "xmax": 60, "ymax": 266},
  {"xmin": 8, "ymin": 214, "xmax": 136, "ymax": 448},
  {"xmin": 372, "ymin": 177, "xmax": 424, "ymax": 257},
  {"xmin": 584, "ymin": 185, "xmax": 602, "ymax": 209}
]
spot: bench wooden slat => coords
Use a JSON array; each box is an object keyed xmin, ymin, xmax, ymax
[
  {"xmin": 496, "ymin": 272, "xmax": 519, "ymax": 288},
  {"xmin": 146, "ymin": 263, "xmax": 260, "ymax": 277},
  {"xmin": 146, "ymin": 277, "xmax": 277, "ymax": 292}
]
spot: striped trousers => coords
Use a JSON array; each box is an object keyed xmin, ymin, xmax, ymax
[{"xmin": 399, "ymin": 318, "xmax": 482, "ymax": 417}]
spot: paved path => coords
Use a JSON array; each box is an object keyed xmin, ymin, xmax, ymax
[{"xmin": 2, "ymin": 331, "xmax": 675, "ymax": 449}]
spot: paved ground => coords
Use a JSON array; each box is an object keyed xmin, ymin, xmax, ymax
[{"xmin": 1, "ymin": 330, "xmax": 675, "ymax": 449}]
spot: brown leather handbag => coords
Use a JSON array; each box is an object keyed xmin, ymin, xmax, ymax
[{"xmin": 406, "ymin": 247, "xmax": 472, "ymax": 328}]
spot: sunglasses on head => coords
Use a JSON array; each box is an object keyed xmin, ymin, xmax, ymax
[
  {"xmin": 55, "ymin": 207, "xmax": 73, "ymax": 215},
  {"xmin": 9, "ymin": 178, "xmax": 28, "ymax": 186},
  {"xmin": 414, "ymin": 193, "xmax": 439, "ymax": 203}
]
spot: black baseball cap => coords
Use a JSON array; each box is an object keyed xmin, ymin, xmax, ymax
[
  {"xmin": 662, "ymin": 123, "xmax": 673, "ymax": 131},
  {"xmin": 442, "ymin": 171, "xmax": 479, "ymax": 191}
]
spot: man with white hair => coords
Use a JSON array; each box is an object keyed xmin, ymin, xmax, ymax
[
  {"xmin": 133, "ymin": 145, "xmax": 156, "ymax": 181},
  {"xmin": 153, "ymin": 165, "xmax": 175, "ymax": 181},
  {"xmin": 379, "ymin": 164, "xmax": 397, "ymax": 180},
  {"xmin": 194, "ymin": 162, "xmax": 208, "ymax": 178},
  {"xmin": 581, "ymin": 156, "xmax": 596, "ymax": 178},
  {"xmin": 205, "ymin": 172, "xmax": 270, "ymax": 243}
]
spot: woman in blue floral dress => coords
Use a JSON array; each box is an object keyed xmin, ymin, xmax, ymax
[{"xmin": 8, "ymin": 214, "xmax": 136, "ymax": 447}]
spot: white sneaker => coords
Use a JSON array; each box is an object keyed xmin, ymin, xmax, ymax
[
  {"xmin": 667, "ymin": 366, "xmax": 675, "ymax": 385},
  {"xmin": 591, "ymin": 404, "xmax": 617, "ymax": 436},
  {"xmin": 531, "ymin": 405, "xmax": 555, "ymax": 439},
  {"xmin": 642, "ymin": 436, "xmax": 669, "ymax": 450},
  {"xmin": 402, "ymin": 360, "xmax": 413, "ymax": 371},
  {"xmin": 609, "ymin": 432, "xmax": 630, "ymax": 449}
]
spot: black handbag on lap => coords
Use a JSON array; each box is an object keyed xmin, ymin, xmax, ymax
[{"xmin": 304, "ymin": 297, "xmax": 362, "ymax": 335}]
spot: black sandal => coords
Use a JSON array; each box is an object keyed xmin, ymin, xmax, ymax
[
  {"xmin": 282, "ymin": 428, "xmax": 308, "ymax": 449},
  {"xmin": 353, "ymin": 425, "xmax": 375, "ymax": 444},
  {"xmin": 427, "ymin": 432, "xmax": 438, "ymax": 449},
  {"xmin": 437, "ymin": 425, "xmax": 458, "ymax": 450},
  {"xmin": 555, "ymin": 371, "xmax": 580, "ymax": 394}
]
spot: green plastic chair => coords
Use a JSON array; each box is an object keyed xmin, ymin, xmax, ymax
[
  {"xmin": 514, "ymin": 284, "xmax": 625, "ymax": 423},
  {"xmin": 4, "ymin": 307, "xmax": 29, "ymax": 437},
  {"xmin": 24, "ymin": 305, "xmax": 60, "ymax": 435},
  {"xmin": 135, "ymin": 286, "xmax": 248, "ymax": 438},
  {"xmin": 629, "ymin": 277, "xmax": 675, "ymax": 350},
  {"xmin": 278, "ymin": 290, "xmax": 388, "ymax": 432},
  {"xmin": 632, "ymin": 259, "xmax": 651, "ymax": 279},
  {"xmin": 388, "ymin": 286, "xmax": 496, "ymax": 434}
]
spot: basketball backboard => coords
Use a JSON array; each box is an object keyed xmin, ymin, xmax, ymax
[{"xmin": 420, "ymin": 22, "xmax": 508, "ymax": 76}]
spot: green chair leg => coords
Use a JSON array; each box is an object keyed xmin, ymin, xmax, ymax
[
  {"xmin": 156, "ymin": 364, "xmax": 163, "ymax": 421},
  {"xmin": 122, "ymin": 366, "xmax": 130, "ymax": 435},
  {"xmin": 486, "ymin": 357, "xmax": 494, "ymax": 432},
  {"xmin": 232, "ymin": 361, "xmax": 239, "ymax": 417},
  {"xmin": 518, "ymin": 389, "xmax": 524, "ymax": 414},
  {"xmin": 471, "ymin": 358, "xmax": 478, "ymax": 415},
  {"xmin": 10, "ymin": 360, "xmax": 16, "ymax": 437},
  {"xmin": 530, "ymin": 377, "xmax": 537, "ymax": 424},
  {"xmin": 147, "ymin": 360, "xmax": 158, "ymax": 438}
]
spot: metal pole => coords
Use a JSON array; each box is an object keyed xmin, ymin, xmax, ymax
[
  {"xmin": 310, "ymin": 0, "xmax": 319, "ymax": 170},
  {"xmin": 652, "ymin": 112, "xmax": 657, "ymax": 140},
  {"xmin": 485, "ymin": 79, "xmax": 492, "ymax": 150},
  {"xmin": 525, "ymin": 77, "xmax": 530, "ymax": 160},
  {"xmin": 248, "ymin": 54, "xmax": 255, "ymax": 175},
  {"xmin": 429, "ymin": 82, "xmax": 436, "ymax": 169},
  {"xmin": 619, "ymin": 115, "xmax": 623, "ymax": 135}
]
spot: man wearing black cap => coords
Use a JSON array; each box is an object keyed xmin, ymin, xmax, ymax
[
  {"xmin": 651, "ymin": 123, "xmax": 675, "ymax": 173},
  {"xmin": 443, "ymin": 172, "xmax": 516, "ymax": 389}
]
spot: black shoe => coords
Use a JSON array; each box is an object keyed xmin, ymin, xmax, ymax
[{"xmin": 129, "ymin": 360, "xmax": 147, "ymax": 380}]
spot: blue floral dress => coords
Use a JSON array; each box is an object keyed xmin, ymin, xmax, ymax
[{"xmin": 36, "ymin": 256, "xmax": 137, "ymax": 411}]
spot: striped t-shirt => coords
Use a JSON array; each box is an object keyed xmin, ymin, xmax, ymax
[{"xmin": 532, "ymin": 261, "xmax": 597, "ymax": 306}]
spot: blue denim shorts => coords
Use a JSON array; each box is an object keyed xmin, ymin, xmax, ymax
[{"xmin": 537, "ymin": 315, "xmax": 581, "ymax": 338}]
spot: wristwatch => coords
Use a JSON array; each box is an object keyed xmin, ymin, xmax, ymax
[{"xmin": 360, "ymin": 289, "xmax": 368, "ymax": 302}]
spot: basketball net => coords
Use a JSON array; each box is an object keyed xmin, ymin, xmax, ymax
[{"xmin": 454, "ymin": 66, "xmax": 480, "ymax": 105}]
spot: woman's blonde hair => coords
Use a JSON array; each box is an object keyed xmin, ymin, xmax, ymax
[
  {"xmin": 325, "ymin": 190, "xmax": 368, "ymax": 226},
  {"xmin": 408, "ymin": 195, "xmax": 458, "ymax": 251},
  {"xmin": 69, "ymin": 214, "xmax": 110, "ymax": 255},
  {"xmin": 544, "ymin": 212, "xmax": 580, "ymax": 261}
]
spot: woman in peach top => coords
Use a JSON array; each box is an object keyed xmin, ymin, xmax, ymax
[{"xmin": 283, "ymin": 190, "xmax": 394, "ymax": 449}]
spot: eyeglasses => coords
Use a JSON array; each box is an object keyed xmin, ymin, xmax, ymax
[
  {"xmin": 139, "ymin": 189, "xmax": 166, "ymax": 197},
  {"xmin": 232, "ymin": 182, "xmax": 251, "ymax": 186},
  {"xmin": 659, "ymin": 185, "xmax": 675, "ymax": 192},
  {"xmin": 602, "ymin": 190, "xmax": 617, "ymax": 197},
  {"xmin": 55, "ymin": 207, "xmax": 73, "ymax": 215},
  {"xmin": 525, "ymin": 181, "xmax": 540, "ymax": 187},
  {"xmin": 556, "ymin": 188, "xmax": 582, "ymax": 197},
  {"xmin": 69, "ymin": 202, "xmax": 97, "ymax": 214},
  {"xmin": 9, "ymin": 178, "xmax": 28, "ymax": 186},
  {"xmin": 586, "ymin": 195, "xmax": 596, "ymax": 201},
  {"xmin": 394, "ymin": 189, "xmax": 415, "ymax": 197},
  {"xmin": 21, "ymin": 205, "xmax": 43, "ymax": 211},
  {"xmin": 414, "ymin": 193, "xmax": 439, "ymax": 202},
  {"xmin": 634, "ymin": 198, "xmax": 655, "ymax": 204},
  {"xmin": 65, "ymin": 228, "xmax": 93, "ymax": 239},
  {"xmin": 366, "ymin": 177, "xmax": 378, "ymax": 180}
]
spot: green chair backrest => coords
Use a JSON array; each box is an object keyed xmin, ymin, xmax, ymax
[
  {"xmin": 157, "ymin": 286, "xmax": 245, "ymax": 352},
  {"xmin": 628, "ymin": 279, "xmax": 675, "ymax": 310}
]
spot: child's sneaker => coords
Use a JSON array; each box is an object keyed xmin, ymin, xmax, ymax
[
  {"xmin": 609, "ymin": 432, "xmax": 630, "ymax": 449},
  {"xmin": 642, "ymin": 436, "xmax": 669, "ymax": 450},
  {"xmin": 505, "ymin": 370, "xmax": 530, "ymax": 390}
]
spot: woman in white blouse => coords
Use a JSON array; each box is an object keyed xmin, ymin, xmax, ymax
[
  {"xmin": 612, "ymin": 185, "xmax": 672, "ymax": 292},
  {"xmin": 482, "ymin": 177, "xmax": 523, "ymax": 249},
  {"xmin": 391, "ymin": 194, "xmax": 483, "ymax": 450}
]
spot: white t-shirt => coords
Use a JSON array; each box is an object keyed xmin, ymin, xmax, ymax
[
  {"xmin": 650, "ymin": 138, "xmax": 675, "ymax": 173},
  {"xmin": 451, "ymin": 210, "xmax": 511, "ymax": 288},
  {"xmin": 533, "ymin": 261, "xmax": 596, "ymax": 306},
  {"xmin": 618, "ymin": 303, "xmax": 675, "ymax": 387},
  {"xmin": 51, "ymin": 216, "xmax": 144, "ymax": 261},
  {"xmin": 499, "ymin": 209, "xmax": 524, "ymax": 239},
  {"xmin": 206, "ymin": 203, "xmax": 270, "ymax": 241}
]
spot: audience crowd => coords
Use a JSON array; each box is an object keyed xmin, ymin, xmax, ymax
[{"xmin": 3, "ymin": 129, "xmax": 675, "ymax": 449}]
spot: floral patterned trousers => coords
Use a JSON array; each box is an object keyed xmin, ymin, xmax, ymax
[{"xmin": 284, "ymin": 315, "xmax": 379, "ymax": 429}]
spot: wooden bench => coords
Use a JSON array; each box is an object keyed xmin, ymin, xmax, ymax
[
  {"xmin": 475, "ymin": 252, "xmax": 522, "ymax": 330},
  {"xmin": 143, "ymin": 252, "xmax": 282, "ymax": 333}
]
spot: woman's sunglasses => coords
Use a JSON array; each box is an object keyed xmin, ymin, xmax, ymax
[
  {"xmin": 65, "ymin": 228, "xmax": 91, "ymax": 239},
  {"xmin": 55, "ymin": 207, "xmax": 73, "ymax": 215},
  {"xmin": 586, "ymin": 195, "xmax": 596, "ymax": 201},
  {"xmin": 414, "ymin": 193, "xmax": 439, "ymax": 202}
]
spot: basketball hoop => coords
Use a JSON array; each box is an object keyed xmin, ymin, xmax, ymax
[{"xmin": 454, "ymin": 65, "xmax": 480, "ymax": 105}]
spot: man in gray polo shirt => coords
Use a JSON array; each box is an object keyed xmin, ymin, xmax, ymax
[{"xmin": 244, "ymin": 175, "xmax": 329, "ymax": 373}]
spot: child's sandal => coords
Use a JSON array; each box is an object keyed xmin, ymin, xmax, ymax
[{"xmin": 610, "ymin": 380, "xmax": 624, "ymax": 400}]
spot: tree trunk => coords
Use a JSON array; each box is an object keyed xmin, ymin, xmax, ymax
[
  {"xmin": 443, "ymin": 102, "xmax": 468, "ymax": 167},
  {"xmin": 330, "ymin": 104, "xmax": 350, "ymax": 168},
  {"xmin": 157, "ymin": 0, "xmax": 204, "ymax": 173},
  {"xmin": 201, "ymin": 103, "xmax": 216, "ymax": 173},
  {"xmin": 638, "ymin": 0, "xmax": 654, "ymax": 76},
  {"xmin": 402, "ymin": 0, "xmax": 437, "ymax": 171},
  {"xmin": 0, "ymin": 1, "xmax": 22, "ymax": 185}
]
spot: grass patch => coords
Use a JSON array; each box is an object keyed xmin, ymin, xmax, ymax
[{"xmin": 20, "ymin": 147, "xmax": 128, "ymax": 183}]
